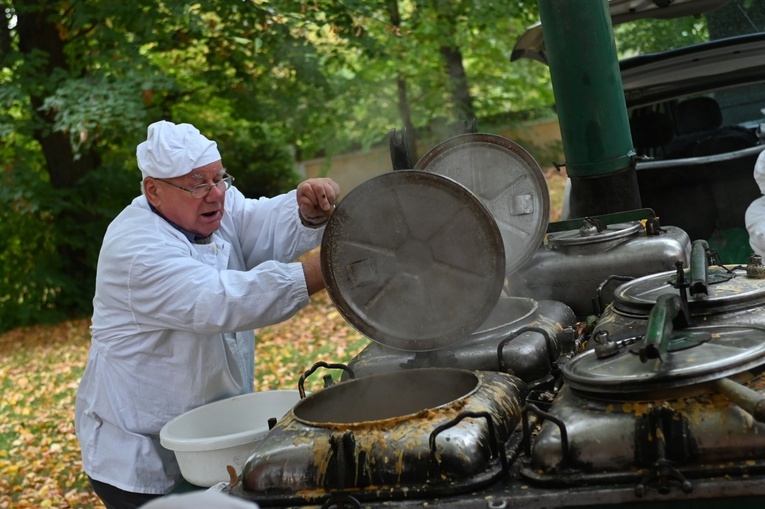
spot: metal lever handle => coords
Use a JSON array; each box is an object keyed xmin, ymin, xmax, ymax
[
  {"xmin": 640, "ymin": 293, "xmax": 690, "ymax": 363},
  {"xmin": 689, "ymin": 239, "xmax": 710, "ymax": 298}
]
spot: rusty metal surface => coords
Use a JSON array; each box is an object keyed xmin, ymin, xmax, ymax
[
  {"xmin": 321, "ymin": 170, "xmax": 505, "ymax": 351},
  {"xmin": 414, "ymin": 133, "xmax": 549, "ymax": 277}
]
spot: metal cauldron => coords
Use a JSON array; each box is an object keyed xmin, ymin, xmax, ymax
[
  {"xmin": 593, "ymin": 247, "xmax": 765, "ymax": 345},
  {"xmin": 526, "ymin": 291, "xmax": 765, "ymax": 492},
  {"xmin": 508, "ymin": 215, "xmax": 691, "ymax": 317},
  {"xmin": 230, "ymin": 365, "xmax": 527, "ymax": 504}
]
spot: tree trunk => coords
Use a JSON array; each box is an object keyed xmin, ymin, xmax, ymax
[
  {"xmin": 14, "ymin": 0, "xmax": 99, "ymax": 189},
  {"xmin": 428, "ymin": 0, "xmax": 475, "ymax": 125},
  {"xmin": 439, "ymin": 43, "xmax": 475, "ymax": 124},
  {"xmin": 0, "ymin": 1, "xmax": 12, "ymax": 61},
  {"xmin": 387, "ymin": 0, "xmax": 418, "ymax": 165},
  {"xmin": 13, "ymin": 0, "xmax": 101, "ymax": 318}
]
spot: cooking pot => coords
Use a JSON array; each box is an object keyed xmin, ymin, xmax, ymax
[
  {"xmin": 343, "ymin": 134, "xmax": 579, "ymax": 384},
  {"xmin": 228, "ymin": 168, "xmax": 525, "ymax": 504},
  {"xmin": 526, "ymin": 291, "xmax": 765, "ymax": 487},
  {"xmin": 508, "ymin": 213, "xmax": 691, "ymax": 317},
  {"xmin": 593, "ymin": 246, "xmax": 765, "ymax": 344},
  {"xmin": 229, "ymin": 365, "xmax": 527, "ymax": 504},
  {"xmin": 347, "ymin": 296, "xmax": 577, "ymax": 385}
]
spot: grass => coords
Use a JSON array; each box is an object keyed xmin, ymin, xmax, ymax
[
  {"xmin": 0, "ymin": 292, "xmax": 369, "ymax": 509},
  {"xmin": 0, "ymin": 320, "xmax": 101, "ymax": 508}
]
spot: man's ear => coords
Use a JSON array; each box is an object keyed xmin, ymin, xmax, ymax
[{"xmin": 144, "ymin": 178, "xmax": 161, "ymax": 207}]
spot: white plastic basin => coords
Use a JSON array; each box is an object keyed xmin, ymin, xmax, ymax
[{"xmin": 160, "ymin": 390, "xmax": 302, "ymax": 487}]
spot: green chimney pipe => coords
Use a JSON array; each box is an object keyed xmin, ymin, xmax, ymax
[{"xmin": 538, "ymin": 0, "xmax": 641, "ymax": 217}]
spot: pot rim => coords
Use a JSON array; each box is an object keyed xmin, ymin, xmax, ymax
[{"xmin": 291, "ymin": 367, "xmax": 483, "ymax": 427}]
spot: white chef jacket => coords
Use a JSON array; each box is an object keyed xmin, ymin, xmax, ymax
[
  {"xmin": 746, "ymin": 150, "xmax": 765, "ymax": 256},
  {"xmin": 75, "ymin": 186, "xmax": 324, "ymax": 494}
]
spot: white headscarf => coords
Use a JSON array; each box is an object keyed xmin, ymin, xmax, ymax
[{"xmin": 137, "ymin": 120, "xmax": 221, "ymax": 180}]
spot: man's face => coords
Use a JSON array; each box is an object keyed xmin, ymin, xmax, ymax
[{"xmin": 144, "ymin": 161, "xmax": 227, "ymax": 237}]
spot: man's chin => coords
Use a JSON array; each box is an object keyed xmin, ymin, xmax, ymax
[
  {"xmin": 196, "ymin": 211, "xmax": 223, "ymax": 235},
  {"xmin": 194, "ymin": 224, "xmax": 220, "ymax": 238}
]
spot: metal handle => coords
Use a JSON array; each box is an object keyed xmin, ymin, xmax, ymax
[
  {"xmin": 496, "ymin": 326, "xmax": 555, "ymax": 373},
  {"xmin": 429, "ymin": 411, "xmax": 506, "ymax": 476},
  {"xmin": 389, "ymin": 128, "xmax": 413, "ymax": 171},
  {"xmin": 714, "ymin": 377, "xmax": 765, "ymax": 423},
  {"xmin": 522, "ymin": 403, "xmax": 570, "ymax": 467},
  {"xmin": 640, "ymin": 293, "xmax": 690, "ymax": 363},
  {"xmin": 297, "ymin": 361, "xmax": 355, "ymax": 399},
  {"xmin": 594, "ymin": 274, "xmax": 634, "ymax": 315},
  {"xmin": 689, "ymin": 239, "xmax": 710, "ymax": 298},
  {"xmin": 546, "ymin": 207, "xmax": 656, "ymax": 234}
]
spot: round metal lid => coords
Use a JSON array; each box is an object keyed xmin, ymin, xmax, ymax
[
  {"xmin": 612, "ymin": 266, "xmax": 765, "ymax": 317},
  {"xmin": 414, "ymin": 133, "xmax": 549, "ymax": 276},
  {"xmin": 321, "ymin": 170, "xmax": 506, "ymax": 352},
  {"xmin": 563, "ymin": 325, "xmax": 765, "ymax": 394},
  {"xmin": 547, "ymin": 221, "xmax": 641, "ymax": 247}
]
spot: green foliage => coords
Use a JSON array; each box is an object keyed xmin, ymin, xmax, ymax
[
  {"xmin": 614, "ymin": 16, "xmax": 708, "ymax": 57},
  {"xmin": 0, "ymin": 167, "xmax": 60, "ymax": 330},
  {"xmin": 7, "ymin": 0, "xmax": 747, "ymax": 331},
  {"xmin": 40, "ymin": 74, "xmax": 159, "ymax": 157},
  {"xmin": 0, "ymin": 160, "xmax": 138, "ymax": 332},
  {"xmin": 211, "ymin": 120, "xmax": 301, "ymax": 198},
  {"xmin": 614, "ymin": 1, "xmax": 765, "ymax": 57}
]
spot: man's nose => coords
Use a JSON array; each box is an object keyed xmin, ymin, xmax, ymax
[{"xmin": 205, "ymin": 183, "xmax": 226, "ymax": 200}]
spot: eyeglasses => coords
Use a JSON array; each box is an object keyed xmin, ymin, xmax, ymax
[{"xmin": 156, "ymin": 173, "xmax": 235, "ymax": 199}]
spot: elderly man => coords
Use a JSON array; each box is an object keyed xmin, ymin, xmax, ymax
[{"xmin": 75, "ymin": 120, "xmax": 340, "ymax": 508}]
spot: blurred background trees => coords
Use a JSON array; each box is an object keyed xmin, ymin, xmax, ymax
[
  {"xmin": 1, "ymin": 0, "xmax": 761, "ymax": 332},
  {"xmin": 0, "ymin": 0, "xmax": 548, "ymax": 331}
]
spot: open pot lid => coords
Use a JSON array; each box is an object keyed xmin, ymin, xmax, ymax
[
  {"xmin": 612, "ymin": 266, "xmax": 765, "ymax": 317},
  {"xmin": 321, "ymin": 170, "xmax": 505, "ymax": 352},
  {"xmin": 414, "ymin": 133, "xmax": 549, "ymax": 276}
]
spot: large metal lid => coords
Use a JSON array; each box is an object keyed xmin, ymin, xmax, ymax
[
  {"xmin": 414, "ymin": 133, "xmax": 549, "ymax": 276},
  {"xmin": 546, "ymin": 221, "xmax": 642, "ymax": 248},
  {"xmin": 612, "ymin": 266, "xmax": 765, "ymax": 317},
  {"xmin": 321, "ymin": 170, "xmax": 506, "ymax": 352},
  {"xmin": 563, "ymin": 324, "xmax": 765, "ymax": 395}
]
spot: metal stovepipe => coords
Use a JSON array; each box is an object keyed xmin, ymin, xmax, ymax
[{"xmin": 538, "ymin": 0, "xmax": 641, "ymax": 217}]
